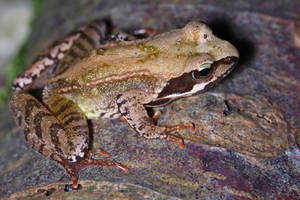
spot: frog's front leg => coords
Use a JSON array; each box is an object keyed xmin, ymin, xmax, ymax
[
  {"xmin": 10, "ymin": 91, "xmax": 127, "ymax": 191},
  {"xmin": 116, "ymin": 92, "xmax": 195, "ymax": 148}
]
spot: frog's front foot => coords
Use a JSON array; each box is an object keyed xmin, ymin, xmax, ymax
[{"xmin": 162, "ymin": 122, "xmax": 196, "ymax": 149}]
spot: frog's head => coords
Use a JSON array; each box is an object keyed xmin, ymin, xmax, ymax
[{"xmin": 147, "ymin": 21, "xmax": 239, "ymax": 106}]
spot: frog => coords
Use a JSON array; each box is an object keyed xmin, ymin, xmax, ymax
[{"xmin": 9, "ymin": 19, "xmax": 239, "ymax": 191}]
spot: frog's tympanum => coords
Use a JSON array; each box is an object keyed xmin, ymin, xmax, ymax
[{"xmin": 10, "ymin": 20, "xmax": 239, "ymax": 190}]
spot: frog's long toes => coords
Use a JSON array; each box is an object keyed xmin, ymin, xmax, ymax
[
  {"xmin": 116, "ymin": 163, "xmax": 129, "ymax": 172},
  {"xmin": 85, "ymin": 148, "xmax": 109, "ymax": 158},
  {"xmin": 77, "ymin": 158, "xmax": 128, "ymax": 173}
]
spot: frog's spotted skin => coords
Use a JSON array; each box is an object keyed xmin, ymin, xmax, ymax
[{"xmin": 10, "ymin": 20, "xmax": 239, "ymax": 191}]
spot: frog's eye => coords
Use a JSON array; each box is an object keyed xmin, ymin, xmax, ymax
[{"xmin": 191, "ymin": 63, "xmax": 212, "ymax": 80}]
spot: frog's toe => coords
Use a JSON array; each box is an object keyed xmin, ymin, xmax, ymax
[
  {"xmin": 76, "ymin": 158, "xmax": 128, "ymax": 172},
  {"xmin": 85, "ymin": 148, "xmax": 109, "ymax": 158}
]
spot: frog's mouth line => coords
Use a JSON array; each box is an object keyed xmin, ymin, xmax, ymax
[{"xmin": 146, "ymin": 56, "xmax": 238, "ymax": 107}]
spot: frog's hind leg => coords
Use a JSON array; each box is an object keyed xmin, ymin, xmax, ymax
[
  {"xmin": 116, "ymin": 92, "xmax": 195, "ymax": 149},
  {"xmin": 45, "ymin": 94, "xmax": 128, "ymax": 190},
  {"xmin": 54, "ymin": 20, "xmax": 110, "ymax": 75},
  {"xmin": 12, "ymin": 19, "xmax": 110, "ymax": 91},
  {"xmin": 10, "ymin": 92, "xmax": 127, "ymax": 191}
]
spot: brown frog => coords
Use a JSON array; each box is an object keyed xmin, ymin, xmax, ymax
[{"xmin": 10, "ymin": 20, "xmax": 239, "ymax": 190}]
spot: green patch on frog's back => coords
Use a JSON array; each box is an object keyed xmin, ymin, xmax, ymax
[
  {"xmin": 136, "ymin": 44, "xmax": 161, "ymax": 63},
  {"xmin": 175, "ymin": 38, "xmax": 198, "ymax": 48},
  {"xmin": 82, "ymin": 63, "xmax": 112, "ymax": 83}
]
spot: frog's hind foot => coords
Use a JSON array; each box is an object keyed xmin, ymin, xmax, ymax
[
  {"xmin": 82, "ymin": 148, "xmax": 128, "ymax": 171},
  {"xmin": 55, "ymin": 150, "xmax": 128, "ymax": 192},
  {"xmin": 64, "ymin": 158, "xmax": 128, "ymax": 191},
  {"xmin": 73, "ymin": 157, "xmax": 128, "ymax": 173},
  {"xmin": 85, "ymin": 148, "xmax": 109, "ymax": 159}
]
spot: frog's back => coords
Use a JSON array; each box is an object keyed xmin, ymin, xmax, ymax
[{"xmin": 52, "ymin": 28, "xmax": 191, "ymax": 86}]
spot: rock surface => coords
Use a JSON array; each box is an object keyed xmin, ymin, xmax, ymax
[{"xmin": 0, "ymin": 0, "xmax": 299, "ymax": 199}]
